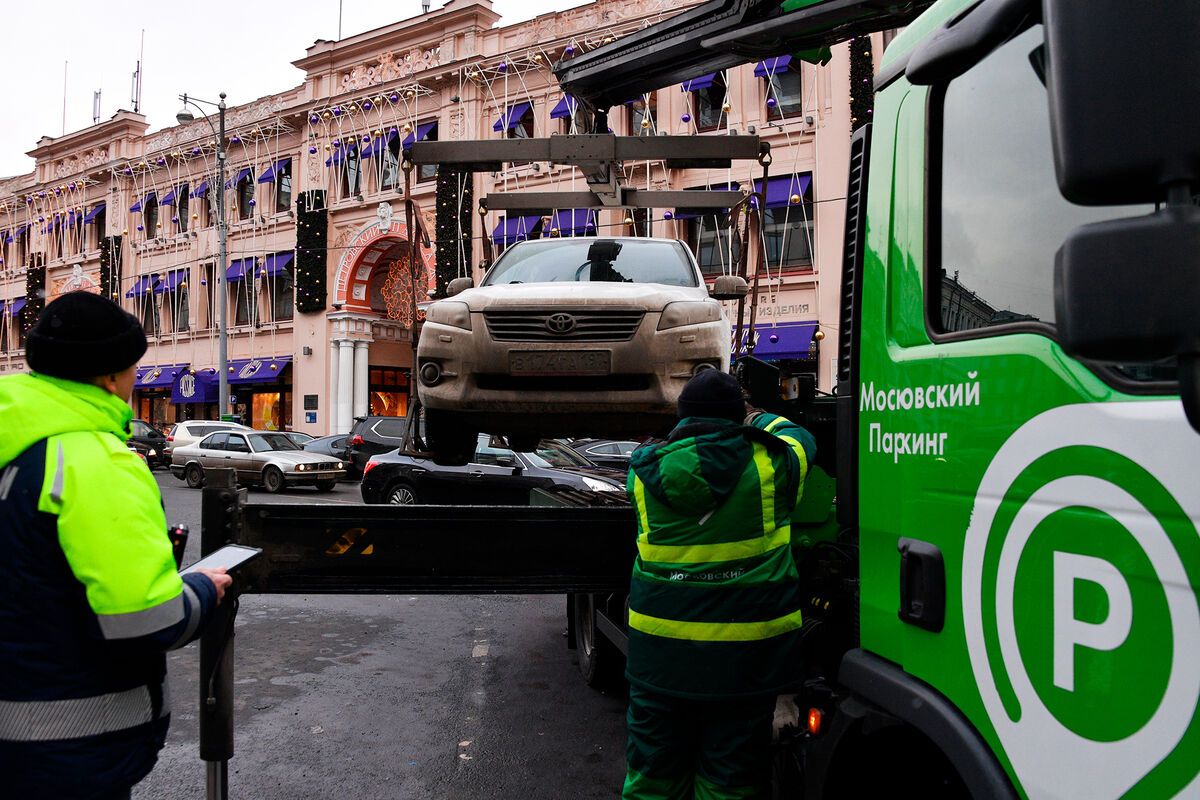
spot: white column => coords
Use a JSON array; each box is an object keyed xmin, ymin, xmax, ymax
[
  {"xmin": 328, "ymin": 340, "xmax": 341, "ymax": 434},
  {"xmin": 353, "ymin": 340, "xmax": 370, "ymax": 419},
  {"xmin": 337, "ymin": 339, "xmax": 355, "ymax": 432}
]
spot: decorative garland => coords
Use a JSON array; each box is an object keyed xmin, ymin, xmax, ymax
[
  {"xmin": 434, "ymin": 167, "xmax": 473, "ymax": 298},
  {"xmin": 295, "ymin": 190, "xmax": 328, "ymax": 313},
  {"xmin": 23, "ymin": 253, "xmax": 45, "ymax": 333},
  {"xmin": 849, "ymin": 35, "xmax": 874, "ymax": 134},
  {"xmin": 99, "ymin": 235, "xmax": 122, "ymax": 301}
]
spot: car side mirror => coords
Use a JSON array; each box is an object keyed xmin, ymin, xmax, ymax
[
  {"xmin": 496, "ymin": 455, "xmax": 519, "ymax": 469},
  {"xmin": 709, "ymin": 275, "xmax": 749, "ymax": 301},
  {"xmin": 447, "ymin": 277, "xmax": 473, "ymax": 297}
]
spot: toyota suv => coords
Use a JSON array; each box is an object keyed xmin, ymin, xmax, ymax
[{"xmin": 416, "ymin": 237, "xmax": 745, "ymax": 463}]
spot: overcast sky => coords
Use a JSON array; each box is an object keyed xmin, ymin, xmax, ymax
[{"xmin": 0, "ymin": 0, "xmax": 584, "ymax": 179}]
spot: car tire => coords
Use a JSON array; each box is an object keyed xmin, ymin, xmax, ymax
[
  {"xmin": 315, "ymin": 480, "xmax": 337, "ymax": 492},
  {"xmin": 572, "ymin": 593, "xmax": 622, "ymax": 689},
  {"xmin": 263, "ymin": 466, "xmax": 286, "ymax": 494},
  {"xmin": 386, "ymin": 481, "xmax": 420, "ymax": 505},
  {"xmin": 426, "ymin": 409, "xmax": 476, "ymax": 467},
  {"xmin": 185, "ymin": 464, "xmax": 204, "ymax": 489}
]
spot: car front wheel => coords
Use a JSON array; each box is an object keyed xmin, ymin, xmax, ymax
[
  {"xmin": 315, "ymin": 479, "xmax": 337, "ymax": 492},
  {"xmin": 262, "ymin": 466, "xmax": 285, "ymax": 494},
  {"xmin": 185, "ymin": 464, "xmax": 204, "ymax": 489}
]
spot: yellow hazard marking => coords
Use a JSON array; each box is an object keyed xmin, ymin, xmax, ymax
[{"xmin": 325, "ymin": 527, "xmax": 366, "ymax": 555}]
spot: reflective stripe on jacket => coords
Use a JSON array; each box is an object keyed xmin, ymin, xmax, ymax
[{"xmin": 625, "ymin": 412, "xmax": 815, "ymax": 698}]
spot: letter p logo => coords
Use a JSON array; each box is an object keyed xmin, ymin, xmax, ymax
[{"xmin": 1053, "ymin": 552, "xmax": 1132, "ymax": 692}]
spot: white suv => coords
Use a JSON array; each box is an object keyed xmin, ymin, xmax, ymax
[
  {"xmin": 416, "ymin": 237, "xmax": 744, "ymax": 462},
  {"xmin": 165, "ymin": 420, "xmax": 251, "ymax": 460}
]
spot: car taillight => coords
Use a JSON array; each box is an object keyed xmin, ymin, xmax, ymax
[
  {"xmin": 362, "ymin": 460, "xmax": 379, "ymax": 477},
  {"xmin": 351, "ymin": 435, "xmax": 364, "ymax": 445},
  {"xmin": 166, "ymin": 435, "xmax": 174, "ymax": 442}
]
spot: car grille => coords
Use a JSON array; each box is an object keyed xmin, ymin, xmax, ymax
[
  {"xmin": 484, "ymin": 309, "xmax": 645, "ymax": 342},
  {"xmin": 311, "ymin": 462, "xmax": 341, "ymax": 471}
]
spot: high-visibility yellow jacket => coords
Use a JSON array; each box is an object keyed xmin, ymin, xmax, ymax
[{"xmin": 625, "ymin": 412, "xmax": 815, "ymax": 698}]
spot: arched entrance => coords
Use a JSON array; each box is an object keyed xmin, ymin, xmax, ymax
[{"xmin": 328, "ymin": 204, "xmax": 435, "ymax": 432}]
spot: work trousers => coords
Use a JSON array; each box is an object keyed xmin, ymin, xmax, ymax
[{"xmin": 622, "ymin": 683, "xmax": 777, "ymax": 800}]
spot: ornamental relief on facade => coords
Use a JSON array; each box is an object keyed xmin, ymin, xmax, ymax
[{"xmin": 341, "ymin": 46, "xmax": 442, "ymax": 91}]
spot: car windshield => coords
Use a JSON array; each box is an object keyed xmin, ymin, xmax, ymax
[
  {"xmin": 249, "ymin": 433, "xmax": 302, "ymax": 452},
  {"xmin": 483, "ymin": 239, "xmax": 699, "ymax": 287},
  {"xmin": 524, "ymin": 440, "xmax": 595, "ymax": 469}
]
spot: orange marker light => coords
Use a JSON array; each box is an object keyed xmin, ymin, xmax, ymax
[{"xmin": 807, "ymin": 708, "xmax": 823, "ymax": 735}]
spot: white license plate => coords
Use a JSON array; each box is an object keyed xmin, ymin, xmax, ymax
[{"xmin": 509, "ymin": 350, "xmax": 610, "ymax": 376}]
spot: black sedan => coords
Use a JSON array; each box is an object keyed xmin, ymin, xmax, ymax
[
  {"xmin": 567, "ymin": 439, "xmax": 641, "ymax": 470},
  {"xmin": 360, "ymin": 435, "xmax": 625, "ymax": 505}
]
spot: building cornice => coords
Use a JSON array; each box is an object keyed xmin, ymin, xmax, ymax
[{"xmin": 26, "ymin": 111, "xmax": 148, "ymax": 163}]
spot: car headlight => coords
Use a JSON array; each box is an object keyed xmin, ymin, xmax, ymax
[
  {"xmin": 425, "ymin": 300, "xmax": 472, "ymax": 331},
  {"xmin": 582, "ymin": 476, "xmax": 622, "ymax": 493},
  {"xmin": 148, "ymin": 449, "xmax": 157, "ymax": 456},
  {"xmin": 295, "ymin": 464, "xmax": 308, "ymax": 471},
  {"xmin": 657, "ymin": 301, "xmax": 722, "ymax": 331},
  {"xmin": 336, "ymin": 462, "xmax": 344, "ymax": 469}
]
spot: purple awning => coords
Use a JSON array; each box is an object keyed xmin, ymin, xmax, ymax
[
  {"xmin": 159, "ymin": 186, "xmax": 182, "ymax": 205},
  {"xmin": 225, "ymin": 355, "xmax": 293, "ymax": 385},
  {"xmin": 362, "ymin": 132, "xmax": 397, "ymax": 159},
  {"xmin": 5, "ymin": 297, "xmax": 26, "ymax": 317},
  {"xmin": 492, "ymin": 215, "xmax": 543, "ymax": 247},
  {"xmin": 153, "ymin": 269, "xmax": 188, "ymax": 295},
  {"xmin": 223, "ymin": 168, "xmax": 252, "ymax": 190},
  {"xmin": 262, "ymin": 252, "xmax": 293, "ymax": 277},
  {"xmin": 125, "ymin": 274, "xmax": 158, "ymax": 298},
  {"xmin": 258, "ymin": 158, "xmax": 291, "ymax": 183},
  {"xmin": 735, "ymin": 321, "xmax": 818, "ymax": 361},
  {"xmin": 328, "ymin": 144, "xmax": 358, "ymax": 166},
  {"xmin": 136, "ymin": 363, "xmax": 188, "ymax": 390},
  {"xmin": 129, "ymin": 192, "xmax": 156, "ymax": 213},
  {"xmin": 226, "ymin": 258, "xmax": 253, "ymax": 282},
  {"xmin": 172, "ymin": 367, "xmax": 219, "ymax": 404},
  {"xmin": 13, "ymin": 224, "xmax": 29, "ymax": 236},
  {"xmin": 83, "ymin": 203, "xmax": 105, "ymax": 223},
  {"xmin": 547, "ymin": 209, "xmax": 595, "ymax": 237},
  {"xmin": 402, "ymin": 121, "xmax": 437, "ymax": 148},
  {"xmin": 493, "ymin": 102, "xmax": 532, "ymax": 132},
  {"xmin": 753, "ymin": 174, "xmax": 813, "ymax": 209},
  {"xmin": 754, "ymin": 56, "xmax": 794, "ymax": 78},
  {"xmin": 191, "ymin": 181, "xmax": 209, "ymax": 198},
  {"xmin": 681, "ymin": 73, "xmax": 717, "ymax": 92},
  {"xmin": 549, "ymin": 96, "xmax": 578, "ymax": 119}
]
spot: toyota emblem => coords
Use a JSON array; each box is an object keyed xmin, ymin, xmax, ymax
[{"xmin": 546, "ymin": 313, "xmax": 576, "ymax": 334}]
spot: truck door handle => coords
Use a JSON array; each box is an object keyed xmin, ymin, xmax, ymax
[{"xmin": 897, "ymin": 537, "xmax": 945, "ymax": 633}]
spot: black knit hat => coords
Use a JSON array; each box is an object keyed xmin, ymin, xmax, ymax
[
  {"xmin": 26, "ymin": 291, "xmax": 147, "ymax": 381},
  {"xmin": 677, "ymin": 369, "xmax": 745, "ymax": 422}
]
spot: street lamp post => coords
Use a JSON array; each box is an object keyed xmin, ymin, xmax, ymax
[{"xmin": 176, "ymin": 92, "xmax": 230, "ymax": 420}]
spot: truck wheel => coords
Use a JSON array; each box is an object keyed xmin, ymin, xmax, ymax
[
  {"xmin": 573, "ymin": 593, "xmax": 621, "ymax": 689},
  {"xmin": 185, "ymin": 464, "xmax": 204, "ymax": 489},
  {"xmin": 263, "ymin": 466, "xmax": 286, "ymax": 494}
]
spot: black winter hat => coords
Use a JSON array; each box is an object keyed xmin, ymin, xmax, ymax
[
  {"xmin": 26, "ymin": 291, "xmax": 147, "ymax": 381},
  {"xmin": 677, "ymin": 369, "xmax": 745, "ymax": 422}
]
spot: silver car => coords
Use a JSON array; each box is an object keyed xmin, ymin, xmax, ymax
[
  {"xmin": 170, "ymin": 430, "xmax": 346, "ymax": 493},
  {"xmin": 416, "ymin": 237, "xmax": 744, "ymax": 461}
]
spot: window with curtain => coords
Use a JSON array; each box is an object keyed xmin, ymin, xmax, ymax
[
  {"xmin": 342, "ymin": 149, "xmax": 362, "ymax": 197},
  {"xmin": 237, "ymin": 172, "xmax": 255, "ymax": 220},
  {"xmin": 766, "ymin": 70, "xmax": 804, "ymax": 119},
  {"xmin": 144, "ymin": 196, "xmax": 159, "ymax": 238},
  {"xmin": 275, "ymin": 162, "xmax": 292, "ymax": 213},
  {"xmin": 270, "ymin": 262, "xmax": 294, "ymax": 321},
  {"xmin": 177, "ymin": 185, "xmax": 190, "ymax": 233}
]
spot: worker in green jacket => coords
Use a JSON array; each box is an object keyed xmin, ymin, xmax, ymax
[
  {"xmin": 0, "ymin": 291, "xmax": 232, "ymax": 799},
  {"xmin": 623, "ymin": 368, "xmax": 815, "ymax": 800}
]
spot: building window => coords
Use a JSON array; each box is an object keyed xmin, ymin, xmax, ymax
[
  {"xmin": 144, "ymin": 195, "xmax": 159, "ymax": 238},
  {"xmin": 266, "ymin": 253, "xmax": 294, "ymax": 322},
  {"xmin": 690, "ymin": 214, "xmax": 740, "ymax": 276},
  {"xmin": 202, "ymin": 263, "xmax": 217, "ymax": 329},
  {"xmin": 237, "ymin": 171, "xmax": 255, "ymax": 220},
  {"xmin": 379, "ymin": 138, "xmax": 401, "ymax": 191},
  {"xmin": 141, "ymin": 292, "xmax": 159, "ymax": 335},
  {"xmin": 234, "ymin": 274, "xmax": 255, "ymax": 326},
  {"xmin": 508, "ymin": 106, "xmax": 535, "ymax": 139},
  {"xmin": 177, "ymin": 185, "xmax": 190, "ymax": 233},
  {"xmin": 628, "ymin": 208, "xmax": 650, "ymax": 237},
  {"xmin": 627, "ymin": 93, "xmax": 657, "ymax": 136},
  {"xmin": 275, "ymin": 162, "xmax": 292, "ymax": 213},
  {"xmin": 417, "ymin": 123, "xmax": 438, "ymax": 182},
  {"xmin": 765, "ymin": 69, "xmax": 804, "ymax": 119},
  {"xmin": 88, "ymin": 208, "xmax": 106, "ymax": 250},
  {"xmin": 342, "ymin": 148, "xmax": 362, "ymax": 197},
  {"xmin": 166, "ymin": 281, "xmax": 190, "ymax": 332},
  {"xmin": 762, "ymin": 204, "xmax": 814, "ymax": 269},
  {"xmin": 692, "ymin": 74, "xmax": 727, "ymax": 131}
]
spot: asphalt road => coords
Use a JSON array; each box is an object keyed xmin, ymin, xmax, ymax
[{"xmin": 135, "ymin": 470, "xmax": 628, "ymax": 799}]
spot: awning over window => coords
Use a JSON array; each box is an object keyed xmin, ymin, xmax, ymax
[
  {"xmin": 493, "ymin": 102, "xmax": 532, "ymax": 132},
  {"xmin": 154, "ymin": 269, "xmax": 189, "ymax": 295},
  {"xmin": 136, "ymin": 363, "xmax": 188, "ymax": 390},
  {"xmin": 549, "ymin": 96, "xmax": 578, "ymax": 119},
  {"xmin": 0, "ymin": 300, "xmax": 6, "ymax": 317},
  {"xmin": 547, "ymin": 209, "xmax": 596, "ymax": 237},
  {"xmin": 191, "ymin": 181, "xmax": 209, "ymax": 199},
  {"xmin": 327, "ymin": 144, "xmax": 359, "ymax": 166},
  {"xmin": 83, "ymin": 203, "xmax": 106, "ymax": 223},
  {"xmin": 681, "ymin": 73, "xmax": 717, "ymax": 92},
  {"xmin": 402, "ymin": 120, "xmax": 438, "ymax": 148},
  {"xmin": 492, "ymin": 215, "xmax": 543, "ymax": 247},
  {"xmin": 754, "ymin": 56, "xmax": 794, "ymax": 78},
  {"xmin": 735, "ymin": 321, "xmax": 818, "ymax": 361},
  {"xmin": 129, "ymin": 192, "xmax": 156, "ymax": 213},
  {"xmin": 125, "ymin": 274, "xmax": 158, "ymax": 298},
  {"xmin": 361, "ymin": 132, "xmax": 397, "ymax": 159},
  {"xmin": 753, "ymin": 174, "xmax": 813, "ymax": 209},
  {"xmin": 226, "ymin": 258, "xmax": 254, "ymax": 282},
  {"xmin": 159, "ymin": 186, "xmax": 182, "ymax": 205},
  {"xmin": 13, "ymin": 224, "xmax": 29, "ymax": 237},
  {"xmin": 171, "ymin": 367, "xmax": 218, "ymax": 404},
  {"xmin": 4, "ymin": 298, "xmax": 26, "ymax": 317},
  {"xmin": 262, "ymin": 252, "xmax": 294, "ymax": 277},
  {"xmin": 673, "ymin": 184, "xmax": 740, "ymax": 220},
  {"xmin": 223, "ymin": 168, "xmax": 252, "ymax": 190},
  {"xmin": 225, "ymin": 355, "xmax": 293, "ymax": 385},
  {"xmin": 258, "ymin": 158, "xmax": 291, "ymax": 184}
]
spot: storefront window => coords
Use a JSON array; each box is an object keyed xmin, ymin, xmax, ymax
[
  {"xmin": 253, "ymin": 392, "xmax": 281, "ymax": 430},
  {"xmin": 369, "ymin": 367, "xmax": 409, "ymax": 417}
]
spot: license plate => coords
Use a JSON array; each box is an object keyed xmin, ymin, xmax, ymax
[{"xmin": 510, "ymin": 350, "xmax": 610, "ymax": 376}]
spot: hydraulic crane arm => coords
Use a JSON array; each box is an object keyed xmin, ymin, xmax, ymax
[{"xmin": 553, "ymin": 0, "xmax": 934, "ymax": 112}]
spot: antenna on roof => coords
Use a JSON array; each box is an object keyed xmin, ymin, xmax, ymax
[
  {"xmin": 131, "ymin": 29, "xmax": 144, "ymax": 113},
  {"xmin": 93, "ymin": 90, "xmax": 102, "ymax": 126},
  {"xmin": 62, "ymin": 61, "xmax": 68, "ymax": 136},
  {"xmin": 422, "ymin": 0, "xmax": 431, "ymax": 12}
]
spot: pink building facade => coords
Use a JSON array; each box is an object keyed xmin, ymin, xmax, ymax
[{"xmin": 0, "ymin": 0, "xmax": 879, "ymax": 435}]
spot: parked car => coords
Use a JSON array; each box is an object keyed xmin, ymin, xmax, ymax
[
  {"xmin": 360, "ymin": 435, "xmax": 624, "ymax": 505},
  {"xmin": 165, "ymin": 420, "xmax": 251, "ymax": 459},
  {"xmin": 170, "ymin": 430, "xmax": 346, "ymax": 493},
  {"xmin": 129, "ymin": 418, "xmax": 170, "ymax": 469},
  {"xmin": 280, "ymin": 431, "xmax": 316, "ymax": 446},
  {"xmin": 127, "ymin": 439, "xmax": 151, "ymax": 465},
  {"xmin": 303, "ymin": 433, "xmax": 350, "ymax": 463},
  {"xmin": 568, "ymin": 439, "xmax": 640, "ymax": 471},
  {"xmin": 416, "ymin": 237, "xmax": 746, "ymax": 463},
  {"xmin": 345, "ymin": 415, "xmax": 414, "ymax": 479}
]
